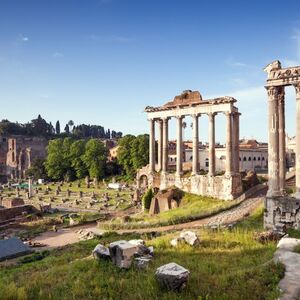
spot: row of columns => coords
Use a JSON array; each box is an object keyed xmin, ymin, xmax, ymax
[
  {"xmin": 149, "ymin": 111, "xmax": 240, "ymax": 177},
  {"xmin": 266, "ymin": 84, "xmax": 300, "ymax": 199}
]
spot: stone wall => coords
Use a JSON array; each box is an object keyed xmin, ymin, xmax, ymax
[
  {"xmin": 264, "ymin": 196, "xmax": 300, "ymax": 230},
  {"xmin": 0, "ymin": 205, "xmax": 38, "ymax": 222},
  {"xmin": 159, "ymin": 173, "xmax": 243, "ymax": 200}
]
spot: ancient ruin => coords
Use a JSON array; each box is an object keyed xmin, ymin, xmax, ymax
[
  {"xmin": 137, "ymin": 90, "xmax": 243, "ymax": 200},
  {"xmin": 264, "ymin": 60, "xmax": 300, "ymax": 229}
]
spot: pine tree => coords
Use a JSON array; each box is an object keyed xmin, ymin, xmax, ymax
[{"xmin": 55, "ymin": 120, "xmax": 60, "ymax": 135}]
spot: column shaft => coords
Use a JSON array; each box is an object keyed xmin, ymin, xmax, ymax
[
  {"xmin": 149, "ymin": 119, "xmax": 155, "ymax": 173},
  {"xmin": 295, "ymin": 85, "xmax": 300, "ymax": 198},
  {"xmin": 208, "ymin": 113, "xmax": 216, "ymax": 176},
  {"xmin": 192, "ymin": 114, "xmax": 199, "ymax": 175},
  {"xmin": 278, "ymin": 89, "xmax": 286, "ymax": 194},
  {"xmin": 233, "ymin": 113, "xmax": 240, "ymax": 173},
  {"xmin": 162, "ymin": 118, "xmax": 169, "ymax": 173},
  {"xmin": 266, "ymin": 86, "xmax": 280, "ymax": 197},
  {"xmin": 176, "ymin": 116, "xmax": 183, "ymax": 175},
  {"xmin": 226, "ymin": 112, "xmax": 233, "ymax": 175},
  {"xmin": 157, "ymin": 120, "xmax": 163, "ymax": 171}
]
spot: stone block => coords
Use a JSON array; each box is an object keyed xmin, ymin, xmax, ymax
[
  {"xmin": 93, "ymin": 244, "xmax": 110, "ymax": 260},
  {"xmin": 109, "ymin": 240, "xmax": 137, "ymax": 269},
  {"xmin": 179, "ymin": 231, "xmax": 200, "ymax": 246},
  {"xmin": 155, "ymin": 262, "xmax": 190, "ymax": 291}
]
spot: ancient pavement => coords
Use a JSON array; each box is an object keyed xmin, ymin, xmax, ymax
[{"xmin": 33, "ymin": 188, "xmax": 266, "ymax": 248}]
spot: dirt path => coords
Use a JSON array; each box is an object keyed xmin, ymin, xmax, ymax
[{"xmin": 32, "ymin": 188, "xmax": 266, "ymax": 248}]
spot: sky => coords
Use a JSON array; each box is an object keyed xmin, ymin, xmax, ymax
[{"xmin": 0, "ymin": 0, "xmax": 300, "ymax": 143}]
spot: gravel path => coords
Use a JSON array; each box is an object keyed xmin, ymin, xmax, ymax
[{"xmin": 32, "ymin": 188, "xmax": 266, "ymax": 248}]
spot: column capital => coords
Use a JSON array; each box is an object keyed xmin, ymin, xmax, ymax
[
  {"xmin": 208, "ymin": 112, "xmax": 216, "ymax": 119},
  {"xmin": 175, "ymin": 115, "xmax": 184, "ymax": 120},
  {"xmin": 191, "ymin": 113, "xmax": 201, "ymax": 119},
  {"xmin": 161, "ymin": 117, "xmax": 170, "ymax": 123},
  {"xmin": 265, "ymin": 86, "xmax": 284, "ymax": 99},
  {"xmin": 225, "ymin": 111, "xmax": 233, "ymax": 117},
  {"xmin": 294, "ymin": 84, "xmax": 300, "ymax": 97}
]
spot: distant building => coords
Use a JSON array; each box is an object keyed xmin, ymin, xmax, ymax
[
  {"xmin": 168, "ymin": 138, "xmax": 268, "ymax": 173},
  {"xmin": 0, "ymin": 135, "xmax": 48, "ymax": 180}
]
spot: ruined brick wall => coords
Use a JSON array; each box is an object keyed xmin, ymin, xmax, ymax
[{"xmin": 5, "ymin": 135, "xmax": 48, "ymax": 179}]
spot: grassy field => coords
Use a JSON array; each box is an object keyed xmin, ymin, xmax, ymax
[
  {"xmin": 100, "ymin": 193, "xmax": 244, "ymax": 230},
  {"xmin": 0, "ymin": 206, "xmax": 284, "ymax": 300}
]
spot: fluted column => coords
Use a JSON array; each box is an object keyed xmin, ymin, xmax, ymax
[
  {"xmin": 176, "ymin": 116, "xmax": 183, "ymax": 176},
  {"xmin": 232, "ymin": 112, "xmax": 240, "ymax": 173},
  {"xmin": 278, "ymin": 88, "xmax": 286, "ymax": 195},
  {"xmin": 149, "ymin": 118, "xmax": 155, "ymax": 173},
  {"xmin": 295, "ymin": 84, "xmax": 300, "ymax": 199},
  {"xmin": 192, "ymin": 114, "xmax": 199, "ymax": 175},
  {"xmin": 266, "ymin": 86, "xmax": 280, "ymax": 197},
  {"xmin": 157, "ymin": 119, "xmax": 163, "ymax": 171},
  {"xmin": 225, "ymin": 112, "xmax": 233, "ymax": 176},
  {"xmin": 162, "ymin": 117, "xmax": 169, "ymax": 173},
  {"xmin": 208, "ymin": 113, "xmax": 216, "ymax": 176}
]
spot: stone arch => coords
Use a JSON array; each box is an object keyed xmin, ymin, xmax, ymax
[{"xmin": 138, "ymin": 174, "xmax": 148, "ymax": 189}]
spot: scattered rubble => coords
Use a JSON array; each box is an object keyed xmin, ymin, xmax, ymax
[
  {"xmin": 170, "ymin": 231, "xmax": 200, "ymax": 247},
  {"xmin": 254, "ymin": 230, "xmax": 285, "ymax": 243}
]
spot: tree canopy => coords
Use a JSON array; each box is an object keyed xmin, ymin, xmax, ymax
[
  {"xmin": 44, "ymin": 138, "xmax": 108, "ymax": 181},
  {"xmin": 117, "ymin": 134, "xmax": 149, "ymax": 178}
]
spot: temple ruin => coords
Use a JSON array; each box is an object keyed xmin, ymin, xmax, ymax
[
  {"xmin": 264, "ymin": 60, "xmax": 300, "ymax": 229},
  {"xmin": 137, "ymin": 90, "xmax": 243, "ymax": 200}
]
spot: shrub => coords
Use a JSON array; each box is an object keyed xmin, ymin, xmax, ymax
[{"xmin": 142, "ymin": 188, "xmax": 153, "ymax": 210}]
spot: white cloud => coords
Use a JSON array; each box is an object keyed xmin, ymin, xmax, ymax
[
  {"xmin": 226, "ymin": 57, "xmax": 247, "ymax": 68},
  {"xmin": 52, "ymin": 52, "xmax": 64, "ymax": 58},
  {"xmin": 20, "ymin": 35, "xmax": 29, "ymax": 42}
]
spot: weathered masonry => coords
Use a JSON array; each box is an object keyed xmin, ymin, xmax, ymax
[
  {"xmin": 137, "ymin": 90, "xmax": 243, "ymax": 200},
  {"xmin": 264, "ymin": 61, "xmax": 300, "ymax": 229}
]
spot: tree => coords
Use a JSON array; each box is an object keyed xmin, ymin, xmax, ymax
[
  {"xmin": 44, "ymin": 139, "xmax": 65, "ymax": 180},
  {"xmin": 25, "ymin": 158, "xmax": 48, "ymax": 180},
  {"xmin": 131, "ymin": 134, "xmax": 149, "ymax": 170},
  {"xmin": 55, "ymin": 120, "xmax": 60, "ymax": 135},
  {"xmin": 68, "ymin": 120, "xmax": 74, "ymax": 133},
  {"xmin": 70, "ymin": 139, "xmax": 88, "ymax": 179},
  {"xmin": 64, "ymin": 124, "xmax": 70, "ymax": 134},
  {"xmin": 82, "ymin": 139, "xmax": 108, "ymax": 180},
  {"xmin": 117, "ymin": 134, "xmax": 149, "ymax": 178},
  {"xmin": 117, "ymin": 135, "xmax": 136, "ymax": 177}
]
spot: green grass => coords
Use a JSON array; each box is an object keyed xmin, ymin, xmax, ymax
[
  {"xmin": 100, "ymin": 193, "xmax": 244, "ymax": 230},
  {"xmin": 0, "ymin": 207, "xmax": 284, "ymax": 300}
]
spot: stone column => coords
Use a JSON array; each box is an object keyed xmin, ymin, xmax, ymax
[
  {"xmin": 225, "ymin": 112, "xmax": 233, "ymax": 176},
  {"xmin": 208, "ymin": 113, "xmax": 216, "ymax": 176},
  {"xmin": 278, "ymin": 88, "xmax": 286, "ymax": 195},
  {"xmin": 176, "ymin": 116, "xmax": 183, "ymax": 176},
  {"xmin": 266, "ymin": 86, "xmax": 280, "ymax": 197},
  {"xmin": 157, "ymin": 119, "xmax": 163, "ymax": 171},
  {"xmin": 162, "ymin": 117, "xmax": 169, "ymax": 173},
  {"xmin": 295, "ymin": 84, "xmax": 300, "ymax": 199},
  {"xmin": 149, "ymin": 119, "xmax": 155, "ymax": 173},
  {"xmin": 232, "ymin": 112, "xmax": 240, "ymax": 173},
  {"xmin": 192, "ymin": 114, "xmax": 199, "ymax": 175}
]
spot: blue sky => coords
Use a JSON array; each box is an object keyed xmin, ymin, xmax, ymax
[{"xmin": 0, "ymin": 0, "xmax": 300, "ymax": 143}]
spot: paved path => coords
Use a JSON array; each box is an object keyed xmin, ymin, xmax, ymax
[{"xmin": 32, "ymin": 188, "xmax": 266, "ymax": 248}]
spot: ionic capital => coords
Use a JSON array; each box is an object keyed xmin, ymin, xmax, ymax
[
  {"xmin": 208, "ymin": 112, "xmax": 216, "ymax": 120},
  {"xmin": 294, "ymin": 84, "xmax": 300, "ymax": 98}
]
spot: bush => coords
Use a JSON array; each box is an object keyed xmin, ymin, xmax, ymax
[
  {"xmin": 19, "ymin": 250, "xmax": 50, "ymax": 264},
  {"xmin": 142, "ymin": 188, "xmax": 153, "ymax": 210}
]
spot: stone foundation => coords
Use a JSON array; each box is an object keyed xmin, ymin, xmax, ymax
[
  {"xmin": 264, "ymin": 196, "xmax": 300, "ymax": 230},
  {"xmin": 159, "ymin": 173, "xmax": 242, "ymax": 200}
]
